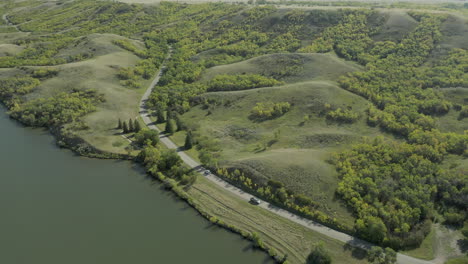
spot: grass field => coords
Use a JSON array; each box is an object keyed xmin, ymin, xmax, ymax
[{"xmin": 187, "ymin": 176, "xmax": 369, "ymax": 264}]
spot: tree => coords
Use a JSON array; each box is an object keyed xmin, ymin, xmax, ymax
[
  {"xmin": 165, "ymin": 119, "xmax": 176, "ymax": 135},
  {"xmin": 135, "ymin": 128, "xmax": 159, "ymax": 146},
  {"xmin": 307, "ymin": 242, "xmax": 331, "ymax": 264},
  {"xmin": 122, "ymin": 121, "xmax": 129, "ymax": 133},
  {"xmin": 128, "ymin": 118, "xmax": 134, "ymax": 132},
  {"xmin": 156, "ymin": 108, "xmax": 165, "ymax": 123},
  {"xmin": 368, "ymin": 246, "xmax": 397, "ymax": 264},
  {"xmin": 355, "ymin": 216, "xmax": 388, "ymax": 244},
  {"xmin": 134, "ymin": 119, "xmax": 142, "ymax": 132},
  {"xmin": 117, "ymin": 118, "xmax": 122, "ymax": 129},
  {"xmin": 461, "ymin": 221, "xmax": 468, "ymax": 239},
  {"xmin": 184, "ymin": 131, "xmax": 193, "ymax": 149},
  {"xmin": 175, "ymin": 115, "xmax": 185, "ymax": 131}
]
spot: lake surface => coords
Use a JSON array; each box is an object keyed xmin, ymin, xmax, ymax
[{"xmin": 0, "ymin": 108, "xmax": 273, "ymax": 264}]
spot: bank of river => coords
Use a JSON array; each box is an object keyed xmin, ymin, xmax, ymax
[{"xmin": 0, "ymin": 108, "xmax": 273, "ymax": 264}]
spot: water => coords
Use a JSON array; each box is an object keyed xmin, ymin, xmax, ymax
[{"xmin": 0, "ymin": 108, "xmax": 273, "ymax": 264}]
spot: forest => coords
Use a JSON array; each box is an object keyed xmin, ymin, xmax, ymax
[{"xmin": 0, "ymin": 0, "xmax": 466, "ymax": 258}]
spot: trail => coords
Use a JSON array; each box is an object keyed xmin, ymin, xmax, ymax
[{"xmin": 139, "ymin": 47, "xmax": 437, "ymax": 264}]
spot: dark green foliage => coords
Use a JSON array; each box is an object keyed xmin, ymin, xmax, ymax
[
  {"xmin": 138, "ymin": 146, "xmax": 195, "ymax": 184},
  {"xmin": 156, "ymin": 107, "xmax": 166, "ymax": 123},
  {"xmin": 184, "ymin": 131, "xmax": 193, "ymax": 150},
  {"xmin": 367, "ymin": 247, "xmax": 397, "ymax": 264},
  {"xmin": 462, "ymin": 222, "xmax": 468, "ymax": 239},
  {"xmin": 117, "ymin": 118, "xmax": 122, "ymax": 129},
  {"xmin": 134, "ymin": 128, "xmax": 159, "ymax": 146},
  {"xmin": 334, "ymin": 135, "xmax": 467, "ymax": 248},
  {"xmin": 0, "ymin": 76, "xmax": 40, "ymax": 107},
  {"xmin": 10, "ymin": 90, "xmax": 101, "ymax": 127},
  {"xmin": 122, "ymin": 121, "xmax": 129, "ymax": 133},
  {"xmin": 165, "ymin": 119, "xmax": 176, "ymax": 135},
  {"xmin": 134, "ymin": 119, "xmax": 142, "ymax": 132},
  {"xmin": 306, "ymin": 243, "xmax": 332, "ymax": 264},
  {"xmin": 128, "ymin": 118, "xmax": 134, "ymax": 132}
]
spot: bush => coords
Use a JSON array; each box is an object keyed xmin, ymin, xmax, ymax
[
  {"xmin": 326, "ymin": 108, "xmax": 359, "ymax": 123},
  {"xmin": 135, "ymin": 128, "xmax": 159, "ymax": 146},
  {"xmin": 250, "ymin": 102, "xmax": 291, "ymax": 120},
  {"xmin": 307, "ymin": 243, "xmax": 331, "ymax": 264}
]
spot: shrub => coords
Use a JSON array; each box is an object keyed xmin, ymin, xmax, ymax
[
  {"xmin": 251, "ymin": 102, "xmax": 291, "ymax": 120},
  {"xmin": 307, "ymin": 243, "xmax": 331, "ymax": 264}
]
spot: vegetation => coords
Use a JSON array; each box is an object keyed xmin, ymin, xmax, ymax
[
  {"xmin": 250, "ymin": 102, "xmax": 291, "ymax": 120},
  {"xmin": 135, "ymin": 128, "xmax": 159, "ymax": 147},
  {"xmin": 207, "ymin": 74, "xmax": 283, "ymax": 92},
  {"xmin": 0, "ymin": 0, "xmax": 466, "ymax": 261},
  {"xmin": 367, "ymin": 247, "xmax": 397, "ymax": 264},
  {"xmin": 306, "ymin": 243, "xmax": 332, "ymax": 264}
]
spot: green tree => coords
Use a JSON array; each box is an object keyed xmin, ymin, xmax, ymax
[
  {"xmin": 156, "ymin": 108, "xmax": 165, "ymax": 123},
  {"xmin": 135, "ymin": 128, "xmax": 159, "ymax": 146},
  {"xmin": 355, "ymin": 216, "xmax": 387, "ymax": 244},
  {"xmin": 165, "ymin": 119, "xmax": 176, "ymax": 135},
  {"xmin": 184, "ymin": 131, "xmax": 193, "ymax": 149},
  {"xmin": 117, "ymin": 118, "xmax": 122, "ymax": 129},
  {"xmin": 462, "ymin": 221, "xmax": 468, "ymax": 239},
  {"xmin": 307, "ymin": 242, "xmax": 331, "ymax": 264},
  {"xmin": 368, "ymin": 246, "xmax": 397, "ymax": 264},
  {"xmin": 134, "ymin": 119, "xmax": 142, "ymax": 132},
  {"xmin": 122, "ymin": 121, "xmax": 129, "ymax": 133},
  {"xmin": 128, "ymin": 118, "xmax": 134, "ymax": 132}
]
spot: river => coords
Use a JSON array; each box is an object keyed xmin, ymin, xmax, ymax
[{"xmin": 0, "ymin": 108, "xmax": 273, "ymax": 264}]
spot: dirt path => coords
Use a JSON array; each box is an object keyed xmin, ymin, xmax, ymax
[{"xmin": 139, "ymin": 48, "xmax": 436, "ymax": 264}]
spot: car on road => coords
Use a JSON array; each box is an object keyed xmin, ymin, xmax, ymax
[
  {"xmin": 250, "ymin": 197, "xmax": 261, "ymax": 205},
  {"xmin": 203, "ymin": 170, "xmax": 211, "ymax": 176}
]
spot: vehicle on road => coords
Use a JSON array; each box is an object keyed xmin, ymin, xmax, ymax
[
  {"xmin": 250, "ymin": 197, "xmax": 261, "ymax": 205},
  {"xmin": 204, "ymin": 170, "xmax": 211, "ymax": 176}
]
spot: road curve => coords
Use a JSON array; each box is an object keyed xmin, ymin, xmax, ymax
[{"xmin": 138, "ymin": 50, "xmax": 435, "ymax": 264}]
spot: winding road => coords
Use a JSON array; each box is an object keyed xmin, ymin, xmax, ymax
[{"xmin": 139, "ymin": 50, "xmax": 435, "ymax": 264}]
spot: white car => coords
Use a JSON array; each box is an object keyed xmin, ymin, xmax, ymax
[
  {"xmin": 203, "ymin": 170, "xmax": 211, "ymax": 176},
  {"xmin": 250, "ymin": 197, "xmax": 261, "ymax": 205}
]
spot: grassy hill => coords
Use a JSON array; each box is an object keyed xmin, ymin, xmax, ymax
[
  {"xmin": 201, "ymin": 53, "xmax": 363, "ymax": 83},
  {"xmin": 179, "ymin": 55, "xmax": 386, "ymax": 226}
]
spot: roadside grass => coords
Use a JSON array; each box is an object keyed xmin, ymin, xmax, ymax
[
  {"xmin": 187, "ymin": 176, "xmax": 369, "ymax": 264},
  {"xmin": 201, "ymin": 52, "xmax": 362, "ymax": 84},
  {"xmin": 402, "ymin": 226, "xmax": 436, "ymax": 260}
]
